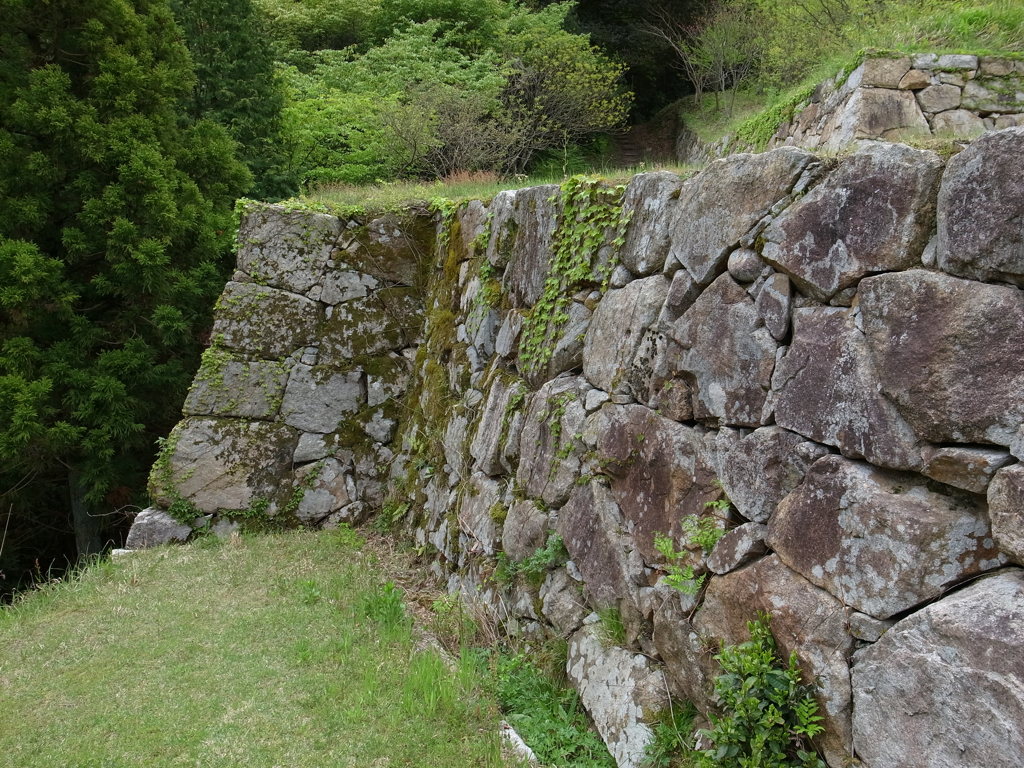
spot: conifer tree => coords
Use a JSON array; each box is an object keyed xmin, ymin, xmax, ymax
[
  {"xmin": 0, "ymin": 0, "xmax": 250, "ymax": 576},
  {"xmin": 172, "ymin": 0, "xmax": 295, "ymax": 199}
]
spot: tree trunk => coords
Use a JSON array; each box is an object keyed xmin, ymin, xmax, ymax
[{"xmin": 69, "ymin": 470, "xmax": 103, "ymax": 559}]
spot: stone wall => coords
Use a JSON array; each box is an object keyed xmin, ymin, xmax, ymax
[
  {"xmin": 682, "ymin": 54, "xmax": 1024, "ymax": 163},
  {"xmin": 133, "ymin": 127, "xmax": 1024, "ymax": 768}
]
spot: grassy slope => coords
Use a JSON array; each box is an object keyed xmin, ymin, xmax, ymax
[{"xmin": 0, "ymin": 530, "xmax": 505, "ymax": 768}]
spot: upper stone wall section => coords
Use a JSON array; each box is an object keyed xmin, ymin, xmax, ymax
[{"xmin": 683, "ymin": 54, "xmax": 1024, "ymax": 163}]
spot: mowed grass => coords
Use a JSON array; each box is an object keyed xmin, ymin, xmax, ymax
[{"xmin": 0, "ymin": 529, "xmax": 506, "ymax": 768}]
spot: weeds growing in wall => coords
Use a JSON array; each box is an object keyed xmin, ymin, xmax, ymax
[{"xmin": 518, "ymin": 175, "xmax": 632, "ymax": 376}]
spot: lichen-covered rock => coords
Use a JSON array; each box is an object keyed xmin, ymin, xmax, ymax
[
  {"xmin": 773, "ymin": 305, "xmax": 924, "ymax": 470},
  {"xmin": 859, "ymin": 56, "xmax": 911, "ymax": 88},
  {"xmin": 668, "ymin": 273, "xmax": 779, "ymax": 427},
  {"xmin": 183, "ymin": 354, "xmax": 291, "ymax": 419},
  {"xmin": 707, "ymin": 522, "xmax": 768, "ymax": 574},
  {"xmin": 762, "ymin": 143, "xmax": 941, "ymax": 301},
  {"xmin": 319, "ymin": 269, "xmax": 379, "ymax": 306},
  {"xmin": 125, "ymin": 507, "xmax": 193, "ymax": 549},
  {"xmin": 859, "ymin": 270, "xmax": 1024, "ymax": 447},
  {"xmin": 366, "ymin": 354, "xmax": 410, "ymax": 408},
  {"xmin": 726, "ymin": 248, "xmax": 765, "ymax": 283},
  {"xmin": 497, "ymin": 185, "xmax": 561, "ymax": 308},
  {"xmin": 921, "ymin": 445, "xmax": 1012, "ymax": 494},
  {"xmin": 211, "ymin": 282, "xmax": 322, "ymax": 359},
  {"xmin": 540, "ymin": 568, "xmax": 588, "ymax": 636},
  {"xmin": 651, "ymin": 592, "xmax": 715, "ymax": 711},
  {"xmin": 618, "ymin": 171, "xmax": 683, "ymax": 276},
  {"xmin": 527, "ymin": 300, "xmax": 592, "ymax": 386},
  {"xmin": 819, "ymin": 88, "xmax": 930, "ymax": 149},
  {"xmin": 594, "ymin": 404, "xmax": 718, "ymax": 563},
  {"xmin": 280, "ymin": 365, "xmax": 364, "ymax": 433},
  {"xmin": 694, "ymin": 555, "xmax": 855, "ymax": 768},
  {"xmin": 916, "ymin": 83, "xmax": 962, "ymax": 112},
  {"xmin": 717, "ymin": 426, "xmax": 826, "ymax": 524},
  {"xmin": 557, "ymin": 481, "xmax": 644, "ymax": 609},
  {"xmin": 458, "ymin": 472, "xmax": 503, "ymax": 556},
  {"xmin": 667, "ymin": 148, "xmax": 814, "ymax": 286},
  {"xmin": 961, "ymin": 77, "xmax": 1024, "ymax": 113},
  {"xmin": 150, "ymin": 418, "xmax": 297, "ymax": 514},
  {"xmin": 470, "ymin": 375, "xmax": 527, "ymax": 476},
  {"xmin": 567, "ymin": 623, "xmax": 669, "ymax": 768},
  {"xmin": 291, "ymin": 458, "xmax": 355, "ymax": 525},
  {"xmin": 936, "ymin": 127, "xmax": 1024, "ymax": 285},
  {"xmin": 931, "ymin": 108, "xmax": 986, "ymax": 138},
  {"xmin": 852, "ymin": 569, "xmax": 1024, "ymax": 768},
  {"xmin": 237, "ymin": 205, "xmax": 342, "ymax": 295},
  {"xmin": 626, "ymin": 330, "xmax": 693, "ymax": 422},
  {"xmin": 583, "ymin": 275, "xmax": 669, "ymax": 393},
  {"xmin": 516, "ymin": 377, "xmax": 588, "ymax": 507},
  {"xmin": 987, "ymin": 464, "xmax": 1024, "ymax": 563},
  {"xmin": 502, "ymin": 499, "xmax": 549, "ymax": 563},
  {"xmin": 769, "ymin": 455, "xmax": 1005, "ymax": 619},
  {"xmin": 319, "ymin": 287, "xmax": 422, "ymax": 364}
]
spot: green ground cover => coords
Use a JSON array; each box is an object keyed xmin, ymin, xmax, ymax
[{"xmin": 0, "ymin": 530, "xmax": 507, "ymax": 768}]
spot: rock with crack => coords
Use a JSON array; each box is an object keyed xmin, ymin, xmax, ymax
[
  {"xmin": 761, "ymin": 142, "xmax": 942, "ymax": 302},
  {"xmin": 666, "ymin": 148, "xmax": 815, "ymax": 286},
  {"xmin": 773, "ymin": 305, "xmax": 924, "ymax": 470},
  {"xmin": 666, "ymin": 273, "xmax": 779, "ymax": 427},
  {"xmin": 769, "ymin": 454, "xmax": 1006, "ymax": 619},
  {"xmin": 859, "ymin": 269, "xmax": 1024, "ymax": 450},
  {"xmin": 516, "ymin": 376, "xmax": 589, "ymax": 507},
  {"xmin": 852, "ymin": 569, "xmax": 1024, "ymax": 768},
  {"xmin": 618, "ymin": 171, "xmax": 684, "ymax": 276},
  {"xmin": 583, "ymin": 275, "xmax": 670, "ymax": 394},
  {"xmin": 693, "ymin": 555, "xmax": 856, "ymax": 768}
]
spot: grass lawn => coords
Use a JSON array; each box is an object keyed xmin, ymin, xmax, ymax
[{"xmin": 0, "ymin": 529, "xmax": 507, "ymax": 768}]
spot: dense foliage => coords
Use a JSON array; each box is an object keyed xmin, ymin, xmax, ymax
[
  {"xmin": 262, "ymin": 0, "xmax": 634, "ymax": 186},
  {"xmin": 171, "ymin": 0, "xmax": 294, "ymax": 199},
  {"xmin": 0, "ymin": 0, "xmax": 249, "ymax": 587}
]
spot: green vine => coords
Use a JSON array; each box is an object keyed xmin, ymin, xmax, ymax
[{"xmin": 518, "ymin": 176, "xmax": 631, "ymax": 375}]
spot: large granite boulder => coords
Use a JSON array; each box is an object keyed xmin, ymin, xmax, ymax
[
  {"xmin": 318, "ymin": 286, "xmax": 422, "ymax": 364},
  {"xmin": 236, "ymin": 204, "xmax": 342, "ymax": 295},
  {"xmin": 183, "ymin": 352, "xmax": 292, "ymax": 420},
  {"xmin": 583, "ymin": 275, "xmax": 670, "ymax": 393},
  {"xmin": 149, "ymin": 418, "xmax": 297, "ymax": 514},
  {"xmin": 618, "ymin": 171, "xmax": 683, "ymax": 276},
  {"xmin": 667, "ymin": 273, "xmax": 779, "ymax": 427},
  {"xmin": 769, "ymin": 455, "xmax": 1005, "ymax": 619},
  {"xmin": 567, "ymin": 623, "xmax": 669, "ymax": 768},
  {"xmin": 125, "ymin": 507, "xmax": 193, "ymax": 549},
  {"xmin": 859, "ymin": 270, "xmax": 1024, "ymax": 449},
  {"xmin": 936, "ymin": 126, "xmax": 1024, "ymax": 285},
  {"xmin": 694, "ymin": 555, "xmax": 856, "ymax": 767},
  {"xmin": 819, "ymin": 88, "xmax": 930, "ymax": 149},
  {"xmin": 279, "ymin": 364, "xmax": 364, "ymax": 433},
  {"xmin": 497, "ymin": 185, "xmax": 561, "ymax": 308},
  {"xmin": 516, "ymin": 376, "xmax": 588, "ymax": 507},
  {"xmin": 593, "ymin": 404, "xmax": 719, "ymax": 563},
  {"xmin": 557, "ymin": 481, "xmax": 645, "ymax": 610},
  {"xmin": 773, "ymin": 305, "xmax": 924, "ymax": 470},
  {"xmin": 762, "ymin": 143, "xmax": 942, "ymax": 301},
  {"xmin": 852, "ymin": 569, "xmax": 1024, "ymax": 768},
  {"xmin": 211, "ymin": 282, "xmax": 322, "ymax": 359},
  {"xmin": 717, "ymin": 426, "xmax": 828, "ymax": 524},
  {"xmin": 667, "ymin": 148, "xmax": 815, "ymax": 286}
]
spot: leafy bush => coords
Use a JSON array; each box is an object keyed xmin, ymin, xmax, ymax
[{"xmin": 697, "ymin": 616, "xmax": 826, "ymax": 768}]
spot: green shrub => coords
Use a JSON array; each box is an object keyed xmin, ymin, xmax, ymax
[{"xmin": 697, "ymin": 616, "xmax": 826, "ymax": 768}]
